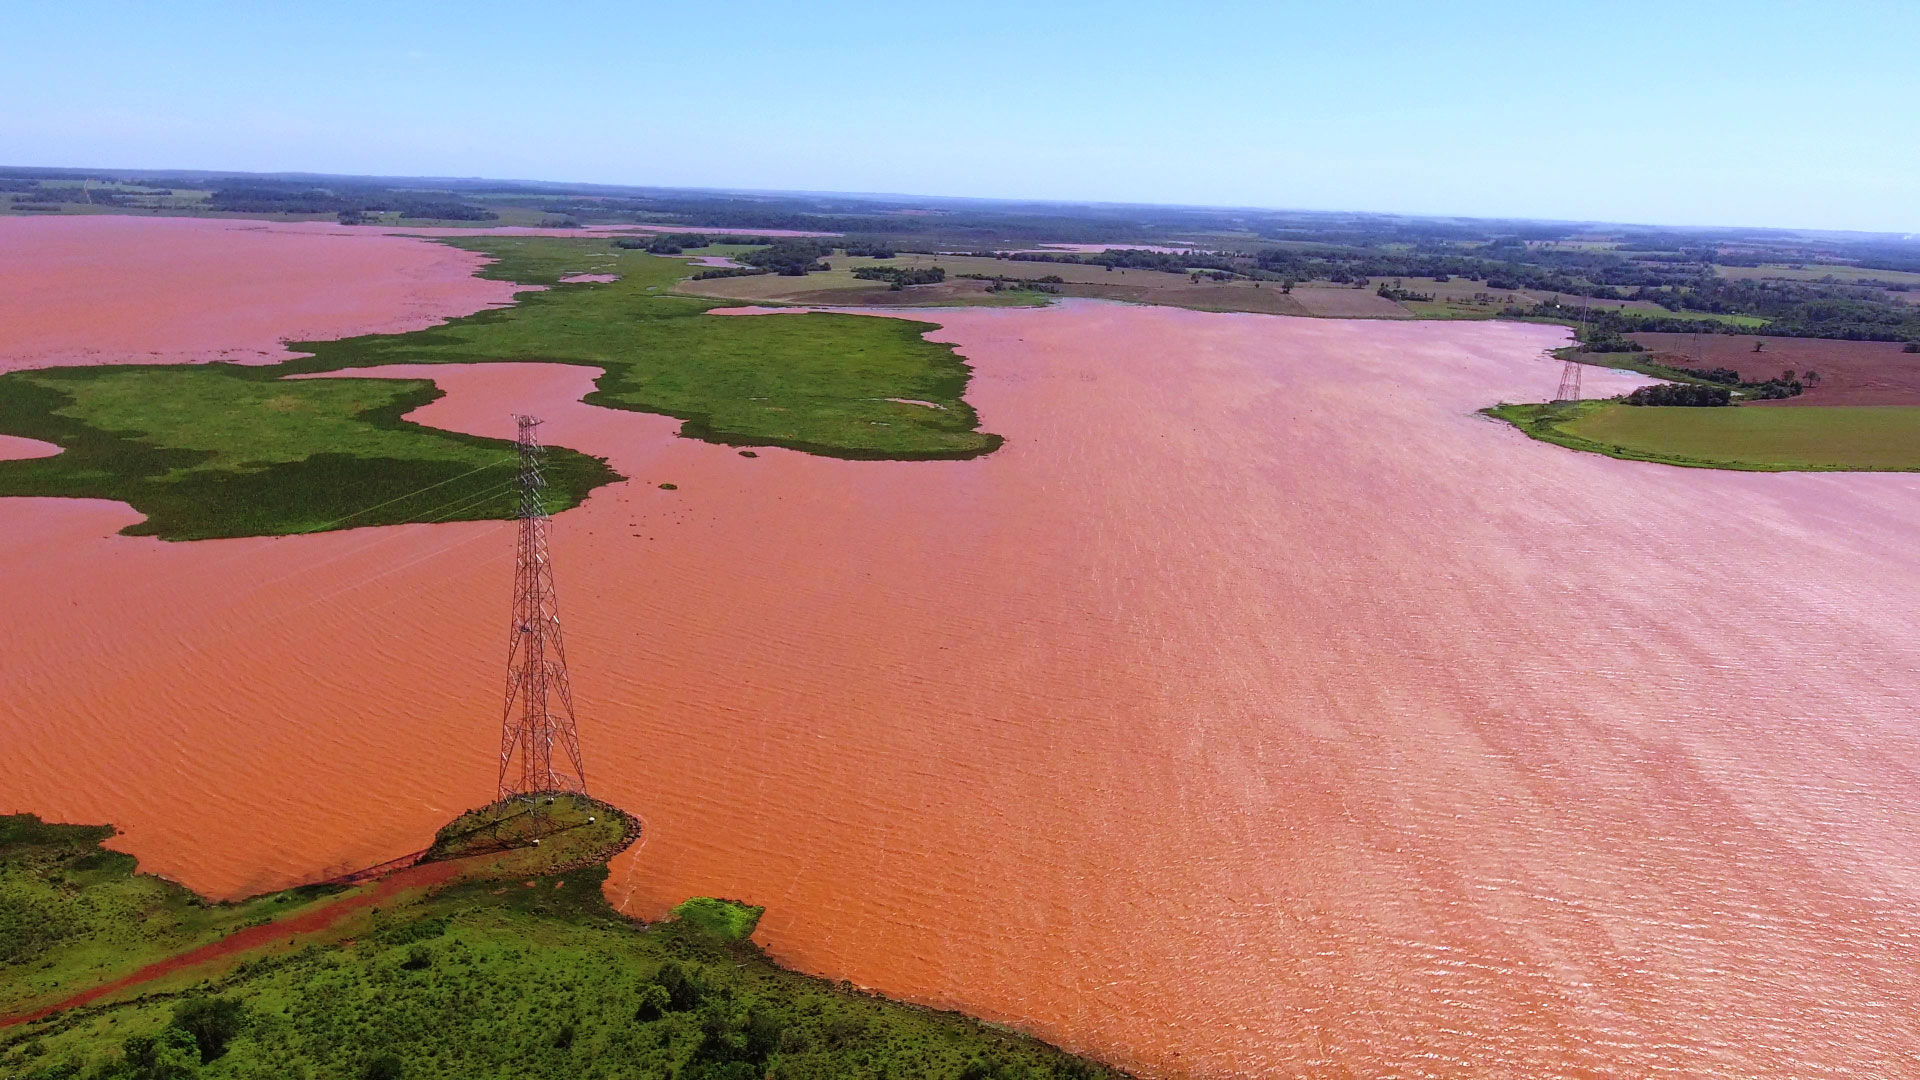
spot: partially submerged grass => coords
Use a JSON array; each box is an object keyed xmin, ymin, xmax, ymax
[
  {"xmin": 0, "ymin": 236, "xmax": 1003, "ymax": 538},
  {"xmin": 2, "ymin": 815, "xmax": 1122, "ymax": 1080},
  {"xmin": 286, "ymin": 239, "xmax": 1004, "ymax": 461},
  {"xmin": 1487, "ymin": 399, "xmax": 1920, "ymax": 471},
  {"xmin": 0, "ymin": 366, "xmax": 614, "ymax": 540}
]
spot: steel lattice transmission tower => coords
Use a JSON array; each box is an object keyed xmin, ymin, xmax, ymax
[
  {"xmin": 1555, "ymin": 289, "xmax": 1592, "ymax": 402},
  {"xmin": 1554, "ymin": 352, "xmax": 1584, "ymax": 402},
  {"xmin": 497, "ymin": 415, "xmax": 587, "ymax": 800}
]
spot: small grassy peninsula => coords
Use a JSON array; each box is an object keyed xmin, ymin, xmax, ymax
[
  {"xmin": 1, "ymin": 809, "xmax": 1121, "ymax": 1080},
  {"xmin": 1488, "ymin": 399, "xmax": 1920, "ymax": 471}
]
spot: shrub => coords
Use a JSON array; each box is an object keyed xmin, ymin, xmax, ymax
[
  {"xmin": 633, "ymin": 982, "xmax": 671, "ymax": 1022},
  {"xmin": 652, "ymin": 960, "xmax": 704, "ymax": 1011},
  {"xmin": 122, "ymin": 1027, "xmax": 202, "ymax": 1078},
  {"xmin": 172, "ymin": 996, "xmax": 245, "ymax": 1062}
]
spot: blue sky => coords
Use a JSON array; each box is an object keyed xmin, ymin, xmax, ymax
[{"xmin": 4, "ymin": 2, "xmax": 1916, "ymax": 232}]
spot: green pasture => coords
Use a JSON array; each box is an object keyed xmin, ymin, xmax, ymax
[{"xmin": 1489, "ymin": 400, "xmax": 1920, "ymax": 471}]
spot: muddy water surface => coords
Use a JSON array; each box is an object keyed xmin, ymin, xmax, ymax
[
  {"xmin": 4, "ymin": 297, "xmax": 1920, "ymax": 1078},
  {"xmin": 0, "ymin": 216, "xmax": 531, "ymax": 371}
]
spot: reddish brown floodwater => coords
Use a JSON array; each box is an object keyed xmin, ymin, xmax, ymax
[
  {"xmin": 4, "ymin": 250, "xmax": 1919, "ymax": 1075},
  {"xmin": 0, "ymin": 216, "xmax": 533, "ymax": 371}
]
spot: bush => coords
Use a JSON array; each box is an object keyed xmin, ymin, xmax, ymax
[
  {"xmin": 633, "ymin": 982, "xmax": 671, "ymax": 1021},
  {"xmin": 362, "ymin": 1052, "xmax": 404, "ymax": 1080},
  {"xmin": 121, "ymin": 1027, "xmax": 202, "ymax": 1078},
  {"xmin": 172, "ymin": 996, "xmax": 245, "ymax": 1062},
  {"xmin": 652, "ymin": 960, "xmax": 704, "ymax": 1011}
]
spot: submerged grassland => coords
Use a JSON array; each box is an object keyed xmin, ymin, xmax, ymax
[
  {"xmin": 0, "ymin": 237, "xmax": 1002, "ymax": 540},
  {"xmin": 0, "ymin": 815, "xmax": 1120, "ymax": 1080}
]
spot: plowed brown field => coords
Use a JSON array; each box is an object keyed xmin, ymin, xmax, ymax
[
  {"xmin": 4, "ymin": 252, "xmax": 1920, "ymax": 1078},
  {"xmin": 1633, "ymin": 332, "xmax": 1920, "ymax": 405}
]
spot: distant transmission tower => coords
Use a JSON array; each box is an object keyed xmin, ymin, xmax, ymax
[
  {"xmin": 497, "ymin": 415, "xmax": 587, "ymax": 800},
  {"xmin": 1555, "ymin": 288, "xmax": 1591, "ymax": 401}
]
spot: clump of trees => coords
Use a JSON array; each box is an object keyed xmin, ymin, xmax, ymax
[
  {"xmin": 852, "ymin": 266, "xmax": 946, "ymax": 289},
  {"xmin": 1376, "ymin": 280, "xmax": 1435, "ymax": 302},
  {"xmin": 1577, "ymin": 331, "xmax": 1646, "ymax": 353},
  {"xmin": 842, "ymin": 239, "xmax": 897, "ymax": 258},
  {"xmin": 85, "ymin": 996, "xmax": 247, "ymax": 1077},
  {"xmin": 616, "ymin": 233, "xmax": 711, "ymax": 254},
  {"xmin": 1625, "ymin": 383, "xmax": 1732, "ymax": 406},
  {"xmin": 959, "ymin": 273, "xmax": 1063, "ymax": 294},
  {"xmin": 739, "ymin": 239, "xmax": 835, "ymax": 276},
  {"xmin": 1674, "ymin": 365, "xmax": 1743, "ymax": 385},
  {"xmin": 1742, "ymin": 371, "xmax": 1805, "ymax": 399}
]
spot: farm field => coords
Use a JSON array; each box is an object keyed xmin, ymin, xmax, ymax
[
  {"xmin": 1492, "ymin": 399, "xmax": 1920, "ymax": 471},
  {"xmin": 1283, "ymin": 283, "xmax": 1411, "ymax": 318},
  {"xmin": 677, "ymin": 252, "xmax": 1318, "ymax": 315},
  {"xmin": 1631, "ymin": 332, "xmax": 1920, "ymax": 405},
  {"xmin": 1714, "ymin": 263, "xmax": 1920, "ymax": 286}
]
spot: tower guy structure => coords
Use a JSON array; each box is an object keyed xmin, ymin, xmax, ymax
[{"xmin": 498, "ymin": 415, "xmax": 588, "ymax": 800}]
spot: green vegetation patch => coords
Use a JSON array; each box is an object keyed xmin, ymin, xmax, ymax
[
  {"xmin": 0, "ymin": 366, "xmax": 614, "ymax": 540},
  {"xmin": 2, "ymin": 818, "xmax": 1122, "ymax": 1080},
  {"xmin": 294, "ymin": 238, "xmax": 1003, "ymax": 461},
  {"xmin": 0, "ymin": 815, "xmax": 332, "ymax": 1019},
  {"xmin": 424, "ymin": 793, "xmax": 639, "ymax": 878},
  {"xmin": 1489, "ymin": 400, "xmax": 1920, "ymax": 471},
  {"xmin": 671, "ymin": 898, "xmax": 764, "ymax": 942},
  {"xmin": 0, "ymin": 235, "xmax": 1001, "ymax": 538}
]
